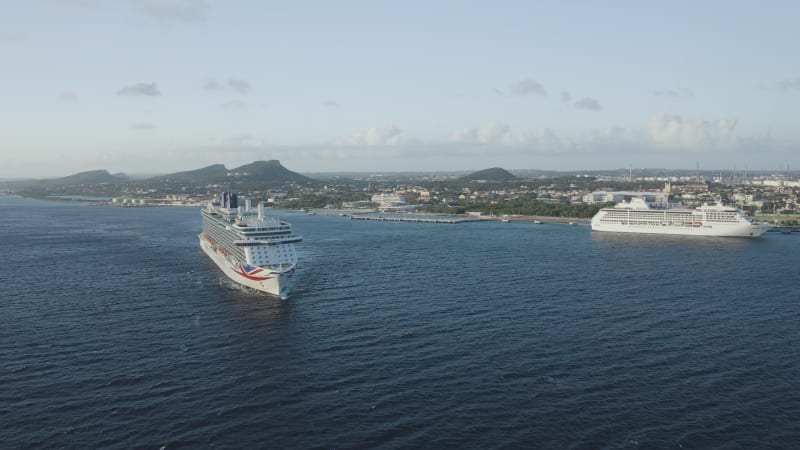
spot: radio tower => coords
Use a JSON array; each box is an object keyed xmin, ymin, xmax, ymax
[{"xmin": 696, "ymin": 160, "xmax": 700, "ymax": 182}]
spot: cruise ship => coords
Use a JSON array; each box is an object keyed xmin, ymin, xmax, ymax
[
  {"xmin": 591, "ymin": 197, "xmax": 772, "ymax": 237},
  {"xmin": 200, "ymin": 192, "xmax": 302, "ymax": 299}
]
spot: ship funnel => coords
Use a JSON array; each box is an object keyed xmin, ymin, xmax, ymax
[{"xmin": 258, "ymin": 202, "xmax": 265, "ymax": 221}]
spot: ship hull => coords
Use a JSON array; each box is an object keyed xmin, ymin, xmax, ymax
[
  {"xmin": 591, "ymin": 221, "xmax": 771, "ymax": 237},
  {"xmin": 199, "ymin": 234, "xmax": 295, "ymax": 299}
]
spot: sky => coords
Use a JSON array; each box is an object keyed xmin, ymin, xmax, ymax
[{"xmin": 1, "ymin": 0, "xmax": 799, "ymax": 178}]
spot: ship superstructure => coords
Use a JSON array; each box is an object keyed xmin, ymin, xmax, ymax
[
  {"xmin": 591, "ymin": 197, "xmax": 771, "ymax": 237},
  {"xmin": 200, "ymin": 192, "xmax": 301, "ymax": 298}
]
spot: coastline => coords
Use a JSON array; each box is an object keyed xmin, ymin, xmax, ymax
[
  {"xmin": 8, "ymin": 194, "xmax": 793, "ymax": 228},
  {"xmin": 9, "ymin": 192, "xmax": 205, "ymax": 208}
]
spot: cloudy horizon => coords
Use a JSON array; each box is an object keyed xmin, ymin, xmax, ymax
[{"xmin": 1, "ymin": 1, "xmax": 798, "ymax": 178}]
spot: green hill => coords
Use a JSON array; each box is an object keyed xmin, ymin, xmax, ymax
[
  {"xmin": 0, "ymin": 169, "xmax": 126, "ymax": 191},
  {"xmin": 50, "ymin": 169, "xmax": 125, "ymax": 185},
  {"xmin": 459, "ymin": 167, "xmax": 518, "ymax": 182},
  {"xmin": 226, "ymin": 160, "xmax": 312, "ymax": 183},
  {"xmin": 158, "ymin": 164, "xmax": 228, "ymax": 182}
]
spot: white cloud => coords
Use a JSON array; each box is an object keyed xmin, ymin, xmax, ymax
[
  {"xmin": 450, "ymin": 122, "xmax": 514, "ymax": 145},
  {"xmin": 117, "ymin": 82, "xmax": 160, "ymax": 96},
  {"xmin": 226, "ymin": 78, "xmax": 250, "ymax": 94},
  {"xmin": 324, "ymin": 100, "xmax": 341, "ymax": 109},
  {"xmin": 560, "ymin": 91, "xmax": 572, "ymax": 102},
  {"xmin": 509, "ymin": 79, "xmax": 547, "ymax": 96},
  {"xmin": 335, "ymin": 126, "xmax": 403, "ymax": 146},
  {"xmin": 646, "ymin": 113, "xmax": 738, "ymax": 150},
  {"xmin": 205, "ymin": 78, "xmax": 251, "ymax": 94},
  {"xmin": 204, "ymin": 79, "xmax": 223, "ymax": 90},
  {"xmin": 175, "ymin": 114, "xmax": 776, "ymax": 169},
  {"xmin": 450, "ymin": 122, "xmax": 570, "ymax": 152},
  {"xmin": 213, "ymin": 134, "xmax": 260, "ymax": 146},
  {"xmin": 448, "ymin": 114, "xmax": 752, "ymax": 157},
  {"xmin": 574, "ymin": 97, "xmax": 602, "ymax": 111}
]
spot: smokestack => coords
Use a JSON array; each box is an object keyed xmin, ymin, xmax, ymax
[{"xmin": 258, "ymin": 201, "xmax": 265, "ymax": 221}]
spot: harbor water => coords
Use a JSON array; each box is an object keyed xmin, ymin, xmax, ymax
[{"xmin": 2, "ymin": 196, "xmax": 799, "ymax": 448}]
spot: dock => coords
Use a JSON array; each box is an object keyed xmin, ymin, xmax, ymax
[
  {"xmin": 494, "ymin": 215, "xmax": 588, "ymax": 225},
  {"xmin": 308, "ymin": 209, "xmax": 590, "ymax": 226},
  {"xmin": 349, "ymin": 215, "xmax": 480, "ymax": 224}
]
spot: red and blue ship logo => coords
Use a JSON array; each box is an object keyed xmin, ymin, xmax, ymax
[{"xmin": 233, "ymin": 264, "xmax": 273, "ymax": 281}]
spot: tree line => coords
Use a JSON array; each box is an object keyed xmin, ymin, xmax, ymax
[{"xmin": 423, "ymin": 199, "xmax": 613, "ymax": 218}]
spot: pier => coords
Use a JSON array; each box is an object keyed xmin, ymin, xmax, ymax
[
  {"xmin": 495, "ymin": 215, "xmax": 588, "ymax": 225},
  {"xmin": 349, "ymin": 215, "xmax": 480, "ymax": 224},
  {"xmin": 305, "ymin": 209, "xmax": 590, "ymax": 225}
]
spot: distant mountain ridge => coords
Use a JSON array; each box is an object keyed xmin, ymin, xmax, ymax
[
  {"xmin": 52, "ymin": 170, "xmax": 126, "ymax": 185},
  {"xmin": 0, "ymin": 169, "xmax": 126, "ymax": 191},
  {"xmin": 157, "ymin": 164, "xmax": 228, "ymax": 182},
  {"xmin": 155, "ymin": 160, "xmax": 313, "ymax": 184},
  {"xmin": 0, "ymin": 161, "xmax": 313, "ymax": 190},
  {"xmin": 226, "ymin": 160, "xmax": 312, "ymax": 183}
]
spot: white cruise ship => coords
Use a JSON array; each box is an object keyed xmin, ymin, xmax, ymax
[
  {"xmin": 200, "ymin": 192, "xmax": 302, "ymax": 299},
  {"xmin": 591, "ymin": 197, "xmax": 771, "ymax": 237}
]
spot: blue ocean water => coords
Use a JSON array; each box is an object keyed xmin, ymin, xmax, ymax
[{"xmin": 2, "ymin": 195, "xmax": 799, "ymax": 448}]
